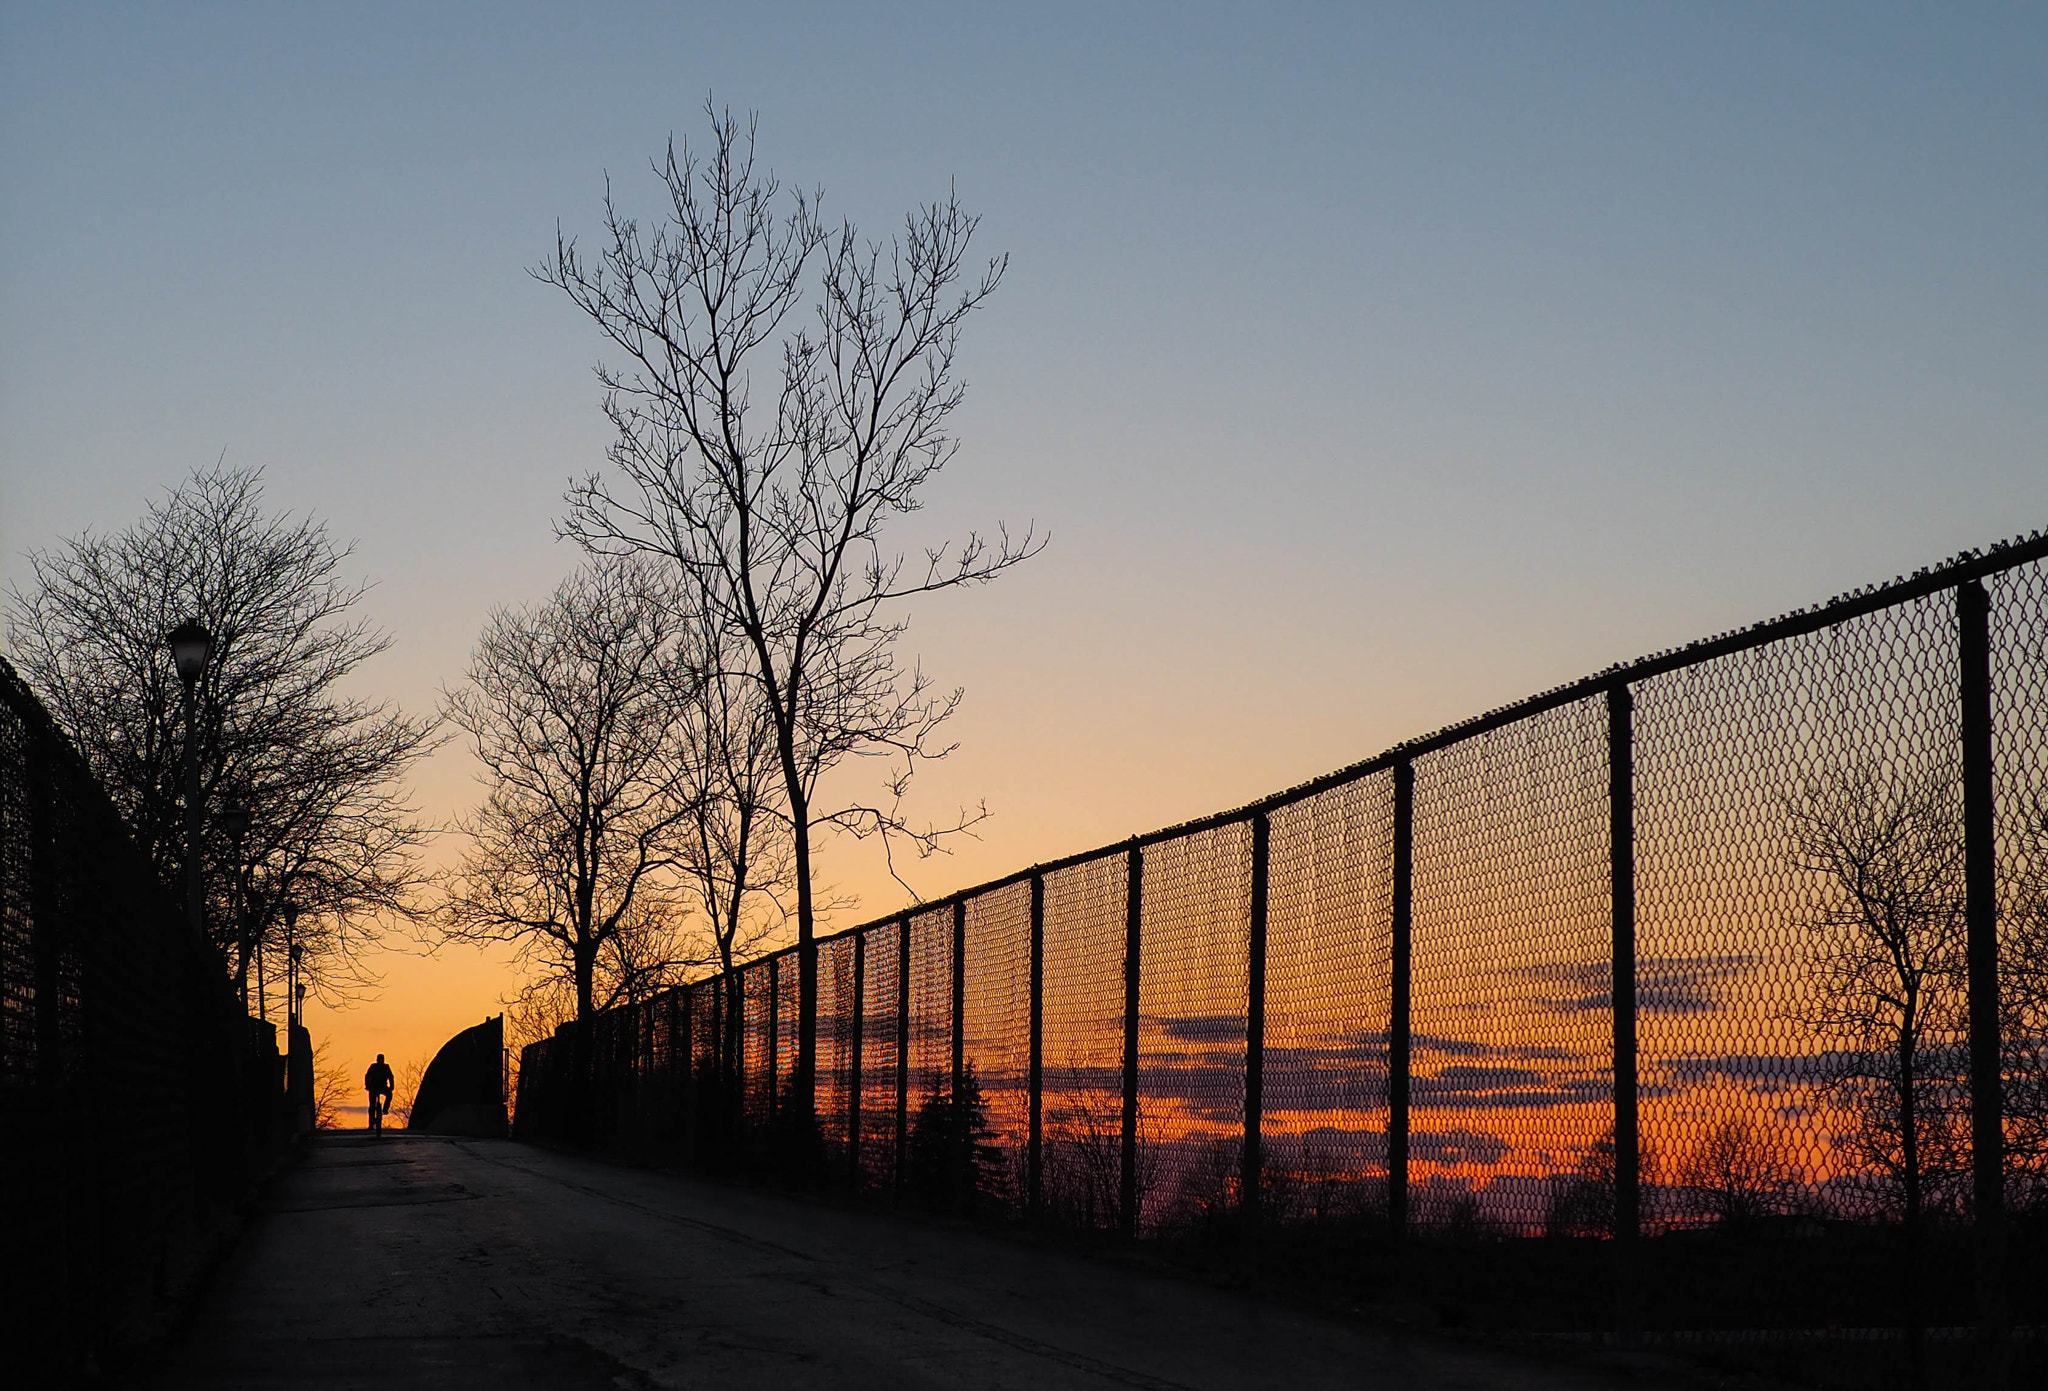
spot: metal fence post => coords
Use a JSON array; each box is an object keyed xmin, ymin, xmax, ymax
[
  {"xmin": 1959, "ymin": 579, "xmax": 2008, "ymax": 1384},
  {"xmin": 952, "ymin": 899, "xmax": 967, "ymax": 1100},
  {"xmin": 1608, "ymin": 684, "xmax": 1640, "ymax": 1326},
  {"xmin": 1028, "ymin": 871, "xmax": 1046, "ymax": 1220},
  {"xmin": 1389, "ymin": 761, "xmax": 1414, "ymax": 1240},
  {"xmin": 849, "ymin": 931, "xmax": 865, "ymax": 1188},
  {"xmin": 1243, "ymin": 813, "xmax": 1270, "ymax": 1233},
  {"xmin": 1121, "ymin": 844, "xmax": 1144, "ymax": 1238},
  {"xmin": 895, "ymin": 915, "xmax": 911, "ymax": 1191}
]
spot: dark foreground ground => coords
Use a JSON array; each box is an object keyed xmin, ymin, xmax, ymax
[{"xmin": 148, "ymin": 1132, "xmax": 1680, "ymax": 1390}]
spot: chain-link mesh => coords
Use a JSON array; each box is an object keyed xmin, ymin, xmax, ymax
[
  {"xmin": 1039, "ymin": 853, "xmax": 1131, "ymax": 1229},
  {"xmin": 775, "ymin": 951, "xmax": 800, "ymax": 1117},
  {"xmin": 1407, "ymin": 697, "xmax": 1613, "ymax": 1234},
  {"xmin": 511, "ymin": 538, "xmax": 2048, "ymax": 1353},
  {"xmin": 0, "ymin": 658, "xmax": 297, "ymax": 1378},
  {"xmin": 742, "ymin": 960, "xmax": 772, "ymax": 1126},
  {"xmin": 0, "ymin": 691, "xmax": 34, "ymax": 1094},
  {"xmin": 1135, "ymin": 820, "xmax": 1252, "ymax": 1234},
  {"xmin": 860, "ymin": 920, "xmax": 903, "ymax": 1188},
  {"xmin": 1991, "ymin": 560, "xmax": 2048, "ymax": 1206},
  {"xmin": 1633, "ymin": 590, "xmax": 1966, "ymax": 1235},
  {"xmin": 905, "ymin": 907, "xmax": 952, "ymax": 1115},
  {"xmin": 686, "ymin": 979, "xmax": 721, "ymax": 1155},
  {"xmin": 1263, "ymin": 773, "xmax": 1397, "ymax": 1222},
  {"xmin": 819, "ymin": 934, "xmax": 858, "ymax": 1155},
  {"xmin": 964, "ymin": 880, "xmax": 1033, "ymax": 1213}
]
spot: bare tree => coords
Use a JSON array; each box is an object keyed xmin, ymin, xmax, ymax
[
  {"xmin": 673, "ymin": 610, "xmax": 793, "ymax": 1094},
  {"xmin": 391, "ymin": 1056, "xmax": 429, "ymax": 1128},
  {"xmin": 1544, "ymin": 1129, "xmax": 1661, "ymax": 1237},
  {"xmin": 677, "ymin": 607, "xmax": 792, "ymax": 977},
  {"xmin": 1790, "ymin": 768, "xmax": 1970, "ymax": 1385},
  {"xmin": 1677, "ymin": 1119, "xmax": 1798, "ymax": 1228},
  {"xmin": 439, "ymin": 561, "xmax": 701, "ymax": 1024},
  {"xmin": 1792, "ymin": 770, "xmax": 1970, "ymax": 1225},
  {"xmin": 312, "ymin": 1039, "xmax": 355, "ymax": 1130},
  {"xmin": 505, "ymin": 975, "xmax": 579, "ymax": 1057},
  {"xmin": 543, "ymin": 105, "xmax": 1042, "ymax": 1116},
  {"xmin": 4, "ymin": 465, "xmax": 438, "ymax": 999}
]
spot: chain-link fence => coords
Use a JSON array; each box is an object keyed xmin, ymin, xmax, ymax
[
  {"xmin": 516, "ymin": 534, "xmax": 2048, "ymax": 1368},
  {"xmin": 0, "ymin": 656, "xmax": 300, "ymax": 1380}
]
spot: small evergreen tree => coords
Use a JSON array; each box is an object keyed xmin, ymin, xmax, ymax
[{"xmin": 907, "ymin": 1063, "xmax": 1005, "ymax": 1214}]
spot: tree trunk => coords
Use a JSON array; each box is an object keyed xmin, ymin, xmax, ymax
[
  {"xmin": 770, "ymin": 704, "xmax": 818, "ymax": 1129},
  {"xmin": 720, "ymin": 800, "xmax": 751, "ymax": 971},
  {"xmin": 566, "ymin": 938, "xmax": 596, "ymax": 1141},
  {"xmin": 575, "ymin": 943, "xmax": 596, "ymax": 1023},
  {"xmin": 1899, "ymin": 1018, "xmax": 1926, "ymax": 1390},
  {"xmin": 789, "ymin": 793, "xmax": 817, "ymax": 1124}
]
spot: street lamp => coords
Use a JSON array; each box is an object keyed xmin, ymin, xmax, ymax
[
  {"xmin": 167, "ymin": 619, "xmax": 214, "ymax": 939},
  {"xmin": 285, "ymin": 902, "xmax": 302, "ymax": 1030}
]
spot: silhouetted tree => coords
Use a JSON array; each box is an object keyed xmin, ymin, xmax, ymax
[
  {"xmin": 907, "ymin": 1064, "xmax": 1004, "ymax": 1214},
  {"xmin": 673, "ymin": 604, "xmax": 795, "ymax": 1102},
  {"xmin": 679, "ymin": 606, "xmax": 791, "ymax": 977},
  {"xmin": 1544, "ymin": 1129, "xmax": 1661, "ymax": 1237},
  {"xmin": 391, "ymin": 1056, "xmax": 428, "ymax": 1129},
  {"xmin": 4, "ymin": 465, "xmax": 437, "ymax": 999},
  {"xmin": 1042, "ymin": 1087, "xmax": 1156, "ymax": 1231},
  {"xmin": 438, "ymin": 560, "xmax": 701, "ymax": 1024},
  {"xmin": 1792, "ymin": 769, "xmax": 1971, "ymax": 1389},
  {"xmin": 312, "ymin": 1039, "xmax": 354, "ymax": 1130},
  {"xmin": 1791, "ymin": 771, "xmax": 1970, "ymax": 1224},
  {"xmin": 544, "ymin": 104, "xmax": 1041, "ymax": 1119},
  {"xmin": 1677, "ymin": 1119, "xmax": 1798, "ymax": 1228}
]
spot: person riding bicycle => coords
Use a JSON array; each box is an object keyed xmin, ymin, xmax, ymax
[{"xmin": 364, "ymin": 1054, "xmax": 395, "ymax": 1134}]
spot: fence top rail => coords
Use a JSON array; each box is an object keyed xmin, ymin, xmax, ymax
[{"xmin": 669, "ymin": 526, "xmax": 2048, "ymax": 985}]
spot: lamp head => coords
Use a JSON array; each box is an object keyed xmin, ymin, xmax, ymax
[
  {"xmin": 220, "ymin": 803, "xmax": 253, "ymax": 840},
  {"xmin": 167, "ymin": 620, "xmax": 214, "ymax": 685}
]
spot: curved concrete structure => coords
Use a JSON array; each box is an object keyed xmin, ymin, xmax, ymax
[{"xmin": 408, "ymin": 1014, "xmax": 506, "ymax": 1137}]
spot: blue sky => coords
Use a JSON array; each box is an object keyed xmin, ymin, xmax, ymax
[{"xmin": 5, "ymin": 2, "xmax": 2045, "ymax": 1065}]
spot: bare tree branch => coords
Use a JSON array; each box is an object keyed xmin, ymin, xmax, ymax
[
  {"xmin": 3, "ymin": 465, "xmax": 439, "ymax": 1003},
  {"xmin": 1791, "ymin": 769, "xmax": 1970, "ymax": 1224},
  {"xmin": 540, "ymin": 103, "xmax": 1043, "ymax": 1116},
  {"xmin": 438, "ymin": 560, "xmax": 706, "ymax": 1022}
]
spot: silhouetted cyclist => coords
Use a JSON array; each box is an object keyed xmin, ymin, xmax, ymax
[{"xmin": 364, "ymin": 1054, "xmax": 395, "ymax": 1135}]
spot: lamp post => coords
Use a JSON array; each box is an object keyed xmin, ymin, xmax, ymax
[
  {"xmin": 167, "ymin": 620, "xmax": 214, "ymax": 940},
  {"xmin": 221, "ymin": 803, "xmax": 253, "ymax": 1012},
  {"xmin": 286, "ymin": 904, "xmax": 309, "ymax": 1135},
  {"xmin": 285, "ymin": 903, "xmax": 302, "ymax": 1029}
]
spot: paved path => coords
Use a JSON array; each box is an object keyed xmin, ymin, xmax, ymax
[{"xmin": 157, "ymin": 1133, "xmax": 1668, "ymax": 1390}]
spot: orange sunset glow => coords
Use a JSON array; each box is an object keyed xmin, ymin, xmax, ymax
[{"xmin": 10, "ymin": 7, "xmax": 2048, "ymax": 1386}]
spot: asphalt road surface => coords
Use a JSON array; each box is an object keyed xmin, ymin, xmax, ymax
[{"xmin": 156, "ymin": 1133, "xmax": 1671, "ymax": 1390}]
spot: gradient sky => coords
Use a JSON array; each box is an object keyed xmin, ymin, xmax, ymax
[{"xmin": 5, "ymin": 2, "xmax": 2046, "ymax": 1096}]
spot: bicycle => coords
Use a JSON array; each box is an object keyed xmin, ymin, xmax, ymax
[{"xmin": 368, "ymin": 1091, "xmax": 388, "ymax": 1135}]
